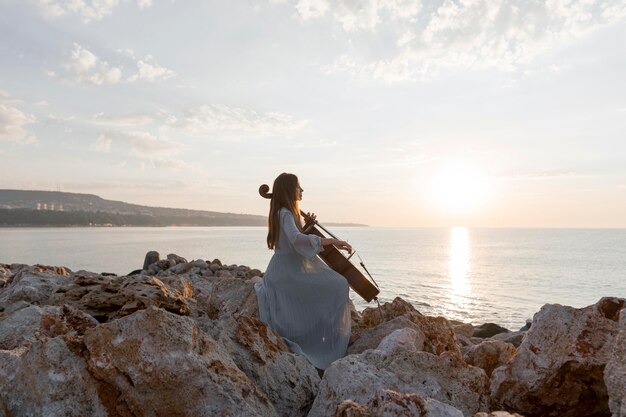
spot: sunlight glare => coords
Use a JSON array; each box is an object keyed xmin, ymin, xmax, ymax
[{"xmin": 428, "ymin": 164, "xmax": 488, "ymax": 213}]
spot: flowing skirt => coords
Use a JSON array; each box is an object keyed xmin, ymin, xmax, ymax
[{"xmin": 255, "ymin": 251, "xmax": 351, "ymax": 370}]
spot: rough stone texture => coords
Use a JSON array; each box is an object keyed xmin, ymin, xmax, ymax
[
  {"xmin": 377, "ymin": 328, "xmax": 425, "ymax": 355},
  {"xmin": 491, "ymin": 297, "xmax": 626, "ymax": 417},
  {"xmin": 451, "ymin": 321, "xmax": 475, "ymax": 338},
  {"xmin": 0, "ymin": 267, "xmax": 71, "ymax": 311},
  {"xmin": 473, "ymin": 323, "xmax": 510, "ymax": 338},
  {"xmin": 605, "ymin": 307, "xmax": 626, "ymax": 417},
  {"xmin": 308, "ymin": 349, "xmax": 490, "ymax": 417},
  {"xmin": 473, "ymin": 413, "xmax": 524, "ymax": 417},
  {"xmin": 348, "ymin": 314, "xmax": 426, "ymax": 355},
  {"xmin": 187, "ymin": 274, "xmax": 261, "ymax": 319},
  {"xmin": 333, "ymin": 390, "xmax": 465, "ymax": 417},
  {"xmin": 489, "ymin": 330, "xmax": 526, "ymax": 348},
  {"xmin": 202, "ymin": 315, "xmax": 320, "ymax": 416},
  {"xmin": 0, "ymin": 263, "xmax": 10, "ymax": 290},
  {"xmin": 48, "ymin": 273, "xmax": 194, "ymax": 322},
  {"xmin": 83, "ymin": 306, "xmax": 279, "ymax": 417},
  {"xmin": 358, "ymin": 297, "xmax": 421, "ymax": 331},
  {"xmin": 0, "ymin": 304, "xmax": 97, "ymax": 350},
  {"xmin": 0, "ymin": 337, "xmax": 106, "ymax": 417},
  {"xmin": 462, "ymin": 340, "xmax": 516, "ymax": 377}
]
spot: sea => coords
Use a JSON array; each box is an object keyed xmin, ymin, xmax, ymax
[{"xmin": 1, "ymin": 226, "xmax": 624, "ymax": 330}]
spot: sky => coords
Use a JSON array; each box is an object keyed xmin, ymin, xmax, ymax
[{"xmin": 0, "ymin": 0, "xmax": 625, "ymax": 227}]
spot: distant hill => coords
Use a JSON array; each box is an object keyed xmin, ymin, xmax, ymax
[{"xmin": 0, "ymin": 190, "xmax": 367, "ymax": 227}]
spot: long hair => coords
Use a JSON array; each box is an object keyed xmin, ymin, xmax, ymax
[{"xmin": 267, "ymin": 172, "xmax": 302, "ymax": 249}]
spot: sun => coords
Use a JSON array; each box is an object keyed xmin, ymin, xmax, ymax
[{"xmin": 427, "ymin": 164, "xmax": 488, "ymax": 213}]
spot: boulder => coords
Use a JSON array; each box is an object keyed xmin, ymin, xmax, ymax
[
  {"xmin": 83, "ymin": 306, "xmax": 279, "ymax": 416},
  {"xmin": 142, "ymin": 250, "xmax": 160, "ymax": 270},
  {"xmin": 491, "ymin": 297, "xmax": 626, "ymax": 417},
  {"xmin": 376, "ymin": 328, "xmax": 425, "ymax": 355},
  {"xmin": 0, "ymin": 304, "xmax": 97, "ymax": 350},
  {"xmin": 489, "ymin": 330, "xmax": 526, "ymax": 347},
  {"xmin": 461, "ymin": 340, "xmax": 516, "ymax": 377},
  {"xmin": 358, "ymin": 297, "xmax": 421, "ymax": 331},
  {"xmin": 348, "ymin": 313, "xmax": 425, "ymax": 355},
  {"xmin": 0, "ymin": 267, "xmax": 71, "ymax": 311},
  {"xmin": 188, "ymin": 274, "xmax": 260, "ymax": 319},
  {"xmin": 48, "ymin": 274, "xmax": 194, "ymax": 322},
  {"xmin": 604, "ymin": 307, "xmax": 626, "ymax": 417},
  {"xmin": 473, "ymin": 413, "xmax": 524, "ymax": 417},
  {"xmin": 334, "ymin": 389, "xmax": 464, "ymax": 417},
  {"xmin": 451, "ymin": 321, "xmax": 475, "ymax": 338},
  {"xmin": 308, "ymin": 349, "xmax": 490, "ymax": 416},
  {"xmin": 0, "ymin": 335, "xmax": 104, "ymax": 416},
  {"xmin": 201, "ymin": 315, "xmax": 320, "ymax": 416},
  {"xmin": 473, "ymin": 323, "xmax": 509, "ymax": 338}
]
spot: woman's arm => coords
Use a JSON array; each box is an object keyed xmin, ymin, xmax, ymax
[{"xmin": 281, "ymin": 210, "xmax": 353, "ymax": 257}]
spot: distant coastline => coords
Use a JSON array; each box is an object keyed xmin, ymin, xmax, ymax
[{"xmin": 0, "ymin": 190, "xmax": 368, "ymax": 227}]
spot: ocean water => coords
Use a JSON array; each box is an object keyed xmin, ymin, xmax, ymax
[{"xmin": 1, "ymin": 226, "xmax": 624, "ymax": 329}]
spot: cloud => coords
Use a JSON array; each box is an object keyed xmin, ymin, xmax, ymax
[
  {"xmin": 92, "ymin": 130, "xmax": 185, "ymax": 158},
  {"xmin": 127, "ymin": 56, "xmax": 175, "ymax": 82},
  {"xmin": 294, "ymin": 0, "xmax": 422, "ymax": 31},
  {"xmin": 64, "ymin": 43, "xmax": 122, "ymax": 85},
  {"xmin": 38, "ymin": 0, "xmax": 153, "ymax": 23},
  {"xmin": 283, "ymin": 0, "xmax": 626, "ymax": 81},
  {"xmin": 0, "ymin": 104, "xmax": 37, "ymax": 144},
  {"xmin": 59, "ymin": 44, "xmax": 174, "ymax": 86},
  {"xmin": 168, "ymin": 104, "xmax": 307, "ymax": 139}
]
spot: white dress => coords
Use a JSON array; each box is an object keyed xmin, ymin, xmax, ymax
[{"xmin": 255, "ymin": 207, "xmax": 351, "ymax": 369}]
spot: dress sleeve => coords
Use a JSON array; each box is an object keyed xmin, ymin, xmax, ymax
[{"xmin": 281, "ymin": 209, "xmax": 323, "ymax": 259}]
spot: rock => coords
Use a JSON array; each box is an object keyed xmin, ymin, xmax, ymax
[
  {"xmin": 358, "ymin": 297, "xmax": 421, "ymax": 331},
  {"xmin": 489, "ymin": 330, "xmax": 526, "ymax": 347},
  {"xmin": 0, "ymin": 268, "xmax": 71, "ymax": 310},
  {"xmin": 216, "ymin": 270, "xmax": 234, "ymax": 278},
  {"xmin": 473, "ymin": 323, "xmax": 510, "ymax": 338},
  {"xmin": 192, "ymin": 259, "xmax": 208, "ymax": 269},
  {"xmin": 188, "ymin": 275, "xmax": 260, "ymax": 319},
  {"xmin": 83, "ymin": 306, "xmax": 278, "ymax": 416},
  {"xmin": 201, "ymin": 315, "xmax": 320, "ymax": 416},
  {"xmin": 604, "ymin": 307, "xmax": 626, "ymax": 417},
  {"xmin": 48, "ymin": 274, "xmax": 193, "ymax": 322},
  {"xmin": 170, "ymin": 261, "xmax": 192, "ymax": 274},
  {"xmin": 473, "ymin": 413, "xmax": 524, "ymax": 417},
  {"xmin": 461, "ymin": 340, "xmax": 516, "ymax": 377},
  {"xmin": 491, "ymin": 297, "xmax": 626, "ymax": 417},
  {"xmin": 212, "ymin": 258, "xmax": 223, "ymax": 266},
  {"xmin": 0, "ymin": 336, "xmax": 107, "ymax": 417},
  {"xmin": 334, "ymin": 389, "xmax": 465, "ymax": 417},
  {"xmin": 0, "ymin": 304, "xmax": 97, "ymax": 350},
  {"xmin": 142, "ymin": 250, "xmax": 160, "ymax": 269},
  {"xmin": 0, "ymin": 264, "xmax": 10, "ymax": 289},
  {"xmin": 210, "ymin": 262, "xmax": 221, "ymax": 272},
  {"xmin": 451, "ymin": 321, "xmax": 474, "ymax": 338},
  {"xmin": 308, "ymin": 349, "xmax": 490, "ymax": 416},
  {"xmin": 376, "ymin": 328, "xmax": 425, "ymax": 355},
  {"xmin": 166, "ymin": 253, "xmax": 187, "ymax": 265},
  {"xmin": 348, "ymin": 314, "xmax": 425, "ymax": 355},
  {"xmin": 247, "ymin": 268, "xmax": 263, "ymax": 278}
]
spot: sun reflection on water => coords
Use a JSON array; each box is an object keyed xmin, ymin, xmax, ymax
[{"xmin": 446, "ymin": 227, "xmax": 472, "ymax": 320}]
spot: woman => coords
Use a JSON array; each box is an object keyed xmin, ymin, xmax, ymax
[{"xmin": 255, "ymin": 173, "xmax": 353, "ymax": 373}]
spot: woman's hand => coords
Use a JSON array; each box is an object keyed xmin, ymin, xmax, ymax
[
  {"xmin": 305, "ymin": 212, "xmax": 317, "ymax": 224},
  {"xmin": 334, "ymin": 239, "xmax": 352, "ymax": 254}
]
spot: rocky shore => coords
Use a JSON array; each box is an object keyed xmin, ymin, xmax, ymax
[{"xmin": 0, "ymin": 253, "xmax": 624, "ymax": 417}]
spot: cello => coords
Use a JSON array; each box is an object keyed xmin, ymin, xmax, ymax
[{"xmin": 259, "ymin": 184, "xmax": 381, "ymax": 304}]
